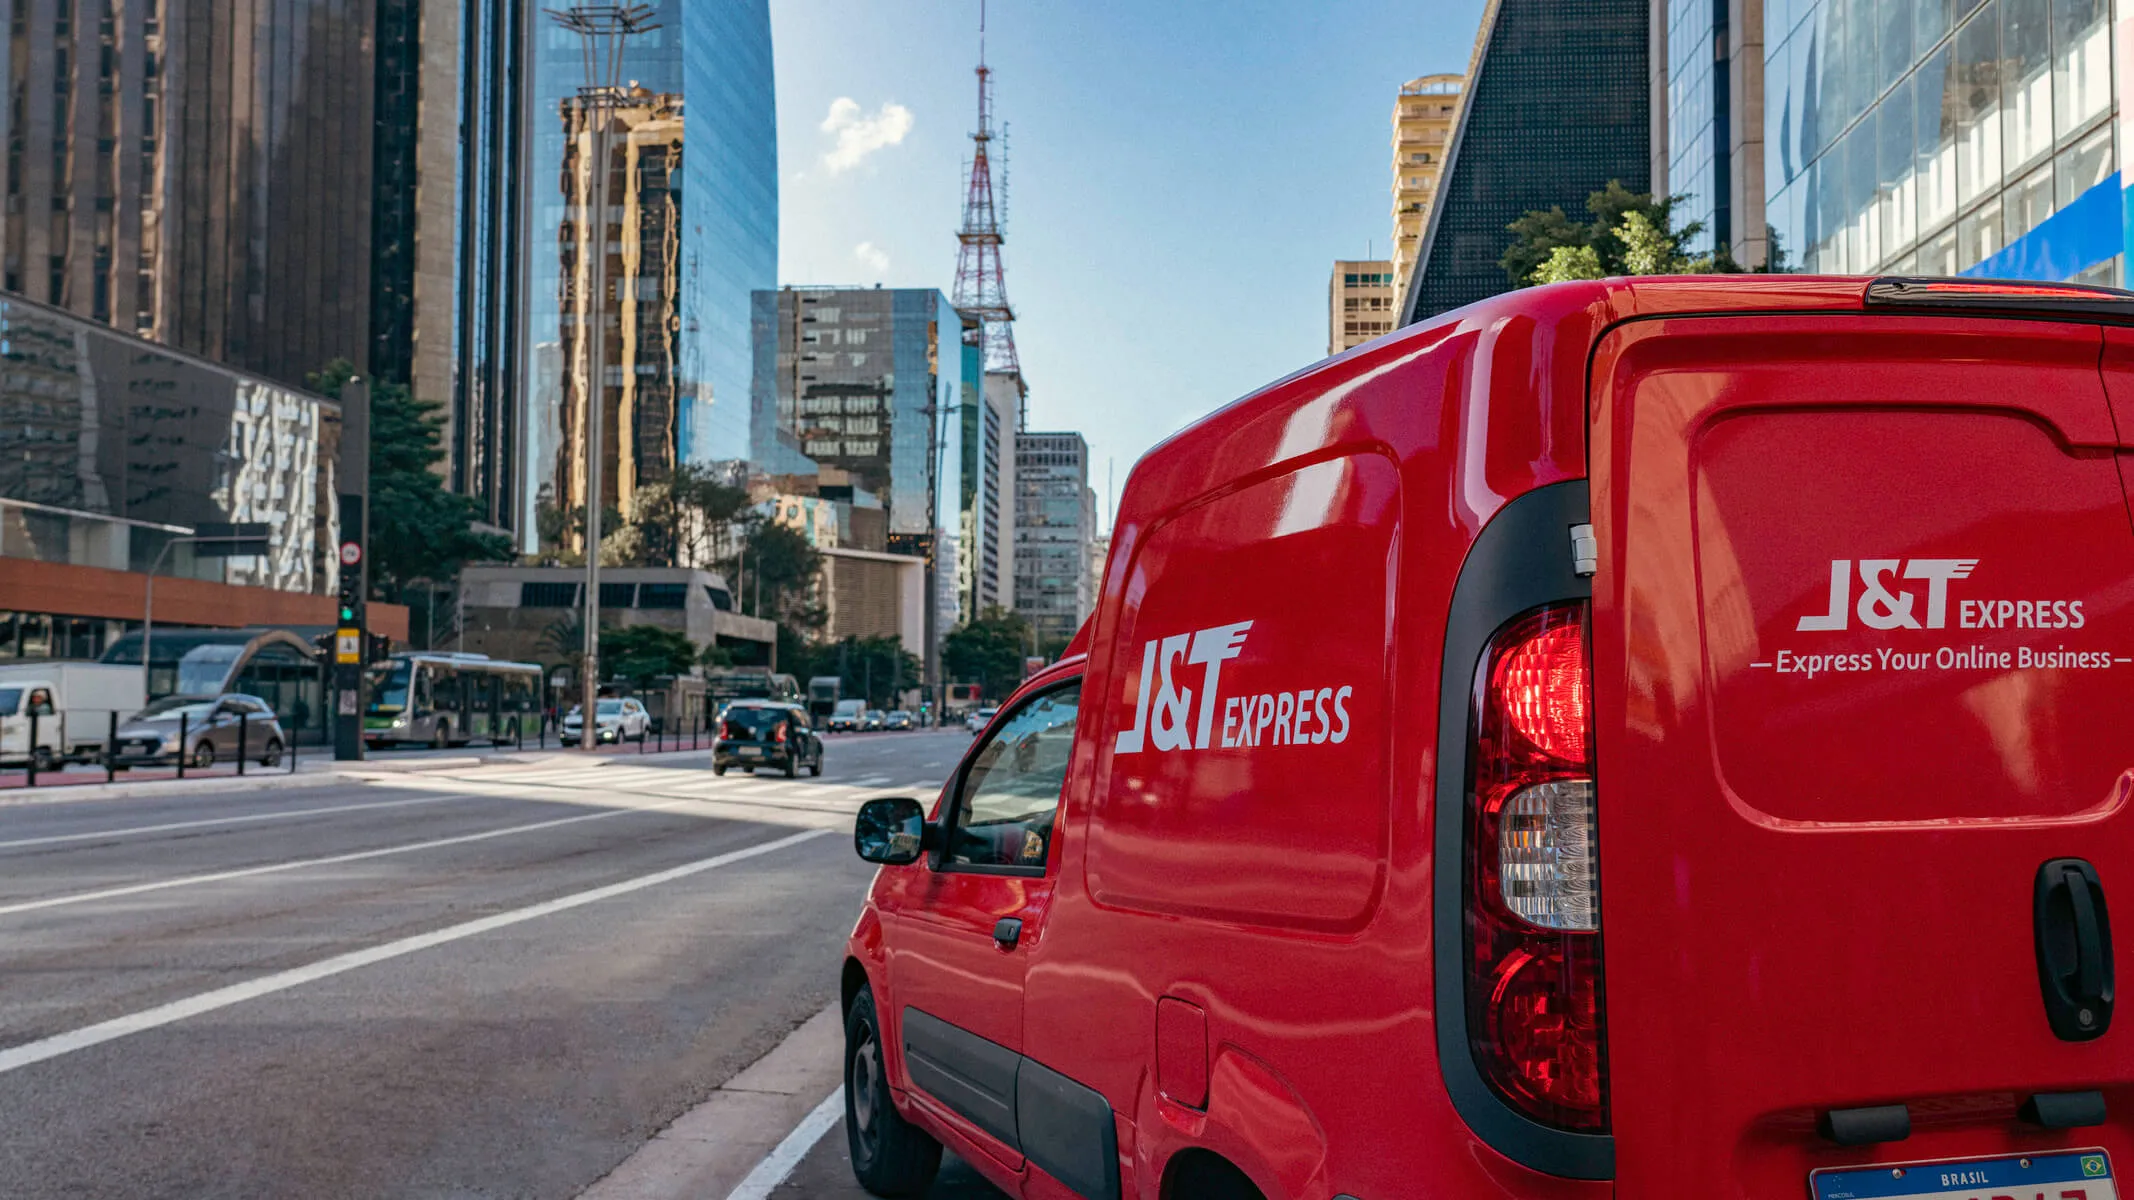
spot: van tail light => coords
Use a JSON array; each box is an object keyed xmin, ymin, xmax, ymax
[{"xmin": 1465, "ymin": 603, "xmax": 1607, "ymax": 1132}]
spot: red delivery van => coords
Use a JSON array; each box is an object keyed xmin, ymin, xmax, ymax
[{"xmin": 840, "ymin": 276, "xmax": 2134, "ymax": 1199}]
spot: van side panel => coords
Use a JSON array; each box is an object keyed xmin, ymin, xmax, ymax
[
  {"xmin": 1027, "ymin": 292, "xmax": 1610, "ymax": 1198},
  {"xmin": 1591, "ymin": 314, "xmax": 2134, "ymax": 1197}
]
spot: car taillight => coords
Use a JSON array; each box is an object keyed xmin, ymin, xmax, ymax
[
  {"xmin": 773, "ymin": 723, "xmax": 787, "ymax": 744},
  {"xmin": 1465, "ymin": 603, "xmax": 1607, "ymax": 1132}
]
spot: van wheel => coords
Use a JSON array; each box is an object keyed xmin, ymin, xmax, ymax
[
  {"xmin": 845, "ymin": 987, "xmax": 940, "ymax": 1196},
  {"xmin": 30, "ymin": 746, "xmax": 55, "ymax": 773}
]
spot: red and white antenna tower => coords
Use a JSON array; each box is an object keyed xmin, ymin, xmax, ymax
[{"xmin": 953, "ymin": 1, "xmax": 1021, "ymax": 387}]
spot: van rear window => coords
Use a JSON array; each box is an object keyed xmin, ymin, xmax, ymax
[{"xmin": 1087, "ymin": 452, "xmax": 1398, "ymax": 932}]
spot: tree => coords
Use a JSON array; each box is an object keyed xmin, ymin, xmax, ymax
[
  {"xmin": 1500, "ymin": 181, "xmax": 1714, "ymax": 286},
  {"xmin": 730, "ymin": 517, "xmax": 825, "ymax": 633},
  {"xmin": 614, "ymin": 465, "xmax": 752, "ymax": 568},
  {"xmin": 599, "ymin": 623, "xmax": 698, "ymax": 684},
  {"xmin": 308, "ymin": 360, "xmax": 514, "ymax": 598},
  {"xmin": 943, "ymin": 608, "xmax": 1036, "ymax": 703}
]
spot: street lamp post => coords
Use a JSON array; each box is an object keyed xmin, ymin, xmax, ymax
[
  {"xmin": 547, "ymin": 2, "xmax": 658, "ymax": 750},
  {"xmin": 140, "ymin": 535, "xmax": 203, "ymax": 699}
]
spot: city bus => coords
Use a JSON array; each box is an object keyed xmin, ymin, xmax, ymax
[
  {"xmin": 363, "ymin": 652, "xmax": 543, "ymax": 749},
  {"xmin": 705, "ymin": 667, "xmax": 800, "ymax": 711}
]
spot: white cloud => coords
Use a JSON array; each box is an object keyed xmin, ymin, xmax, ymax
[
  {"xmin": 820, "ymin": 97, "xmax": 914, "ymax": 174},
  {"xmin": 853, "ymin": 242, "xmax": 891, "ymax": 274}
]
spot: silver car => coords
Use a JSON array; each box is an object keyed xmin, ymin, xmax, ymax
[{"xmin": 112, "ymin": 694, "xmax": 287, "ymax": 769}]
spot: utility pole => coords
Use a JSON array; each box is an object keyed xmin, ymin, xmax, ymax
[
  {"xmin": 334, "ymin": 376, "xmax": 371, "ymax": 761},
  {"xmin": 548, "ymin": 1, "xmax": 658, "ymax": 750}
]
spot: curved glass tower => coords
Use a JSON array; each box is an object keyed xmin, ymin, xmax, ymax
[{"xmin": 524, "ymin": 0, "xmax": 777, "ymax": 550}]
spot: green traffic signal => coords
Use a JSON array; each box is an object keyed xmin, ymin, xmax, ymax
[{"xmin": 339, "ymin": 605, "xmax": 356, "ymax": 623}]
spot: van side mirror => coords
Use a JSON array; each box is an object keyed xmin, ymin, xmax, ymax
[{"xmin": 855, "ymin": 796, "xmax": 933, "ymax": 866}]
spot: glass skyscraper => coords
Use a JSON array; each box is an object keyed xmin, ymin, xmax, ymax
[
  {"xmin": 1665, "ymin": 0, "xmax": 2119, "ymax": 283},
  {"xmin": 524, "ymin": 0, "xmax": 775, "ymax": 547}
]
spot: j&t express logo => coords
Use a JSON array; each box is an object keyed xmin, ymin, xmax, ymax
[
  {"xmin": 1796, "ymin": 558, "xmax": 2085, "ymax": 632},
  {"xmin": 1114, "ymin": 620, "xmax": 1354, "ymax": 755}
]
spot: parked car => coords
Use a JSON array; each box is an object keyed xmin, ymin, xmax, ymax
[
  {"xmin": 838, "ymin": 276, "xmax": 2134, "ymax": 1199},
  {"xmin": 828, "ymin": 698, "xmax": 866, "ymax": 733},
  {"xmin": 961, "ymin": 706, "xmax": 997, "ymax": 734},
  {"xmin": 561, "ymin": 696, "xmax": 650, "ymax": 745},
  {"xmin": 110, "ymin": 694, "xmax": 285, "ymax": 770},
  {"xmin": 883, "ymin": 710, "xmax": 914, "ymax": 731},
  {"xmin": 712, "ymin": 700, "xmax": 822, "ymax": 778}
]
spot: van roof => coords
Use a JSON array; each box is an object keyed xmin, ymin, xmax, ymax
[{"xmin": 1117, "ymin": 275, "xmax": 2134, "ymax": 541}]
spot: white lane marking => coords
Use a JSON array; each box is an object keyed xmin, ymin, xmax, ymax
[
  {"xmin": 850, "ymin": 775, "xmax": 891, "ymax": 786},
  {"xmin": 0, "ymin": 793, "xmax": 478, "ymax": 851},
  {"xmin": 0, "ymin": 796, "xmax": 700, "ymax": 917},
  {"xmin": 722, "ymin": 1087, "xmax": 845, "ymax": 1200},
  {"xmin": 0, "ymin": 829, "xmax": 829, "ymax": 1078}
]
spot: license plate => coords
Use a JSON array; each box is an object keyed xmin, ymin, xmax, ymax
[
  {"xmin": 129, "ymin": 741, "xmax": 157, "ymax": 754},
  {"xmin": 739, "ymin": 746, "xmax": 760, "ymax": 756},
  {"xmin": 1813, "ymin": 1150, "xmax": 2115, "ymax": 1200}
]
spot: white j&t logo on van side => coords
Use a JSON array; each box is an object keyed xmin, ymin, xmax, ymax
[
  {"xmin": 1114, "ymin": 620, "xmax": 1354, "ymax": 754},
  {"xmin": 1795, "ymin": 558, "xmax": 2086, "ymax": 632}
]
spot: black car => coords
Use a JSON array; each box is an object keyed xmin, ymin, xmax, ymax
[{"xmin": 712, "ymin": 701, "xmax": 823, "ymax": 778}]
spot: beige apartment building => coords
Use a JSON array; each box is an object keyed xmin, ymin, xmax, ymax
[
  {"xmin": 1391, "ymin": 74, "xmax": 1465, "ymax": 294},
  {"xmin": 1328, "ymin": 260, "xmax": 1398, "ymax": 356}
]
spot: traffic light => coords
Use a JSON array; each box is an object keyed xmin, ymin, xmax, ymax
[
  {"xmin": 337, "ymin": 560, "xmax": 363, "ymax": 627},
  {"xmin": 366, "ymin": 633, "xmax": 392, "ymax": 662}
]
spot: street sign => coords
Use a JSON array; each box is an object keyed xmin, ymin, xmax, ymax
[
  {"xmin": 339, "ymin": 541, "xmax": 362, "ymax": 566},
  {"xmin": 336, "ymin": 629, "xmax": 361, "ymax": 665},
  {"xmin": 193, "ymin": 521, "xmax": 272, "ymax": 557}
]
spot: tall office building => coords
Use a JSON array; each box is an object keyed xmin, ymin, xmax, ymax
[
  {"xmin": 1012, "ymin": 431, "xmax": 1093, "ymax": 646},
  {"xmin": 362, "ymin": 0, "xmax": 523, "ymax": 533},
  {"xmin": 953, "ymin": 315, "xmax": 1012, "ymax": 623},
  {"xmin": 1651, "ymin": 0, "xmax": 1766, "ymax": 265},
  {"xmin": 552, "ymin": 90, "xmax": 685, "ymax": 544},
  {"xmin": 749, "ymin": 286, "xmax": 962, "ymax": 545},
  {"xmin": 1747, "ymin": 0, "xmax": 2116, "ymax": 282},
  {"xmin": 981, "ymin": 370, "xmax": 1021, "ymax": 614},
  {"xmin": 1328, "ymin": 260, "xmax": 1397, "ymax": 355},
  {"xmin": 1, "ymin": 0, "xmax": 378, "ymax": 386},
  {"xmin": 526, "ymin": 0, "xmax": 776, "ymax": 546},
  {"xmin": 1402, "ymin": 0, "xmax": 1650, "ymax": 323},
  {"xmin": 1391, "ymin": 74, "xmax": 1464, "ymax": 291}
]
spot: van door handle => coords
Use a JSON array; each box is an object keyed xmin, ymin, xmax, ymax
[
  {"xmin": 992, "ymin": 918, "xmax": 1023, "ymax": 950},
  {"xmin": 2034, "ymin": 858, "xmax": 2115, "ymax": 1042}
]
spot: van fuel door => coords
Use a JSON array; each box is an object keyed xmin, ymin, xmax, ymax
[{"xmin": 2034, "ymin": 857, "xmax": 2114, "ymax": 1042}]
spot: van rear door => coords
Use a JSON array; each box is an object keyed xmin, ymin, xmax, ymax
[{"xmin": 1589, "ymin": 311, "xmax": 2134, "ymax": 1196}]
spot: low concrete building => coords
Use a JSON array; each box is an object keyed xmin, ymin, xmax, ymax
[
  {"xmin": 820, "ymin": 547, "xmax": 924, "ymax": 650},
  {"xmin": 455, "ymin": 565, "xmax": 777, "ymax": 667}
]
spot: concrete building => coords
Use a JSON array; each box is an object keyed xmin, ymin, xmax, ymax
[
  {"xmin": 455, "ymin": 565, "xmax": 775, "ymax": 667},
  {"xmin": 1682, "ymin": 0, "xmax": 2118, "ymax": 283},
  {"xmin": 552, "ymin": 90, "xmax": 688, "ymax": 547},
  {"xmin": 1328, "ymin": 260, "xmax": 1398, "ymax": 355},
  {"xmin": 820, "ymin": 547, "xmax": 926, "ymax": 650},
  {"xmin": 1012, "ymin": 431, "xmax": 1094, "ymax": 646},
  {"xmin": 525, "ymin": 0, "xmax": 777, "ymax": 546},
  {"xmin": 1403, "ymin": 0, "xmax": 1650, "ymax": 323},
  {"xmin": 0, "ymin": 0, "xmax": 379, "ymax": 387},
  {"xmin": 1392, "ymin": 74, "xmax": 1465, "ymax": 292},
  {"xmin": 980, "ymin": 371, "xmax": 1023, "ymax": 615}
]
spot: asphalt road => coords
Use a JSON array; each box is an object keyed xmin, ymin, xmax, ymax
[{"xmin": 0, "ymin": 730, "xmax": 964, "ymax": 1199}]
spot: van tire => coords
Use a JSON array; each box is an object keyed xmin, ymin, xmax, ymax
[
  {"xmin": 30, "ymin": 746, "xmax": 55, "ymax": 773},
  {"xmin": 844, "ymin": 986, "xmax": 940, "ymax": 1196}
]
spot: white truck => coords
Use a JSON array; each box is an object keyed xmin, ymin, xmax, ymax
[{"xmin": 0, "ymin": 663, "xmax": 149, "ymax": 768}]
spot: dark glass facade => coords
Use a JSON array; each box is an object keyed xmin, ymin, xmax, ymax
[
  {"xmin": 370, "ymin": 0, "xmax": 422, "ymax": 387},
  {"xmin": 453, "ymin": 0, "xmax": 527, "ymax": 532},
  {"xmin": 1763, "ymin": 0, "xmax": 2117, "ymax": 281},
  {"xmin": 0, "ymin": 0, "xmax": 379, "ymax": 388},
  {"xmin": 1402, "ymin": 0, "xmax": 1652, "ymax": 321},
  {"xmin": 1664, "ymin": 0, "xmax": 1734, "ymax": 258},
  {"xmin": 0, "ymin": 294, "xmax": 337, "ymax": 592}
]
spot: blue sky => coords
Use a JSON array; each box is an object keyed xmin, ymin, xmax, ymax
[{"xmin": 769, "ymin": 1, "xmax": 1487, "ymax": 527}]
